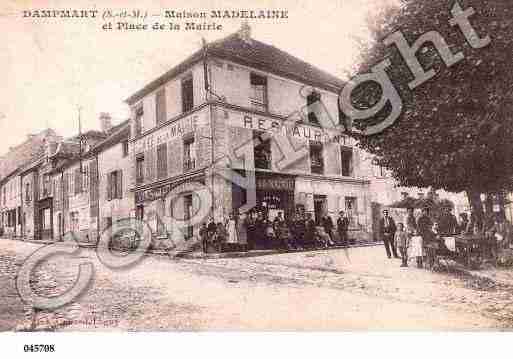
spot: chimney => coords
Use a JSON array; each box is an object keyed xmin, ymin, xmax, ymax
[
  {"xmin": 99, "ymin": 112, "xmax": 113, "ymax": 133},
  {"xmin": 238, "ymin": 21, "xmax": 252, "ymax": 44}
]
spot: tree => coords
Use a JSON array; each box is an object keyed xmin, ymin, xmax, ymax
[{"xmin": 347, "ymin": 0, "xmax": 513, "ymax": 229}]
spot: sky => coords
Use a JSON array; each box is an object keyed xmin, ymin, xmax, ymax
[{"xmin": 0, "ymin": 0, "xmax": 397, "ymax": 156}]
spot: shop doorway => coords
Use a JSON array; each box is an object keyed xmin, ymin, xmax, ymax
[{"xmin": 314, "ymin": 195, "xmax": 327, "ymax": 225}]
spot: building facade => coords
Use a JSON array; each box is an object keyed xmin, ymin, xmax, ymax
[
  {"xmin": 127, "ymin": 25, "xmax": 374, "ymax": 245},
  {"xmin": 0, "ymin": 115, "xmax": 130, "ymax": 242}
]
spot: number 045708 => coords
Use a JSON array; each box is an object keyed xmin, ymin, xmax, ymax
[{"xmin": 23, "ymin": 344, "xmax": 55, "ymax": 352}]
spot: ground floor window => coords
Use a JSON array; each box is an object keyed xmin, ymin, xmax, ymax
[
  {"xmin": 345, "ymin": 196, "xmax": 358, "ymax": 227},
  {"xmin": 42, "ymin": 208, "xmax": 51, "ymax": 230}
]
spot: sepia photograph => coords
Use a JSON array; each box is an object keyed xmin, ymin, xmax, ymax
[{"xmin": 1, "ymin": 0, "xmax": 513, "ymax": 356}]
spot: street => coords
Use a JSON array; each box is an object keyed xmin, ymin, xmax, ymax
[{"xmin": 1, "ymin": 238, "xmax": 513, "ymax": 331}]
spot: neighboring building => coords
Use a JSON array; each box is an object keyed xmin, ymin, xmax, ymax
[
  {"xmin": 97, "ymin": 118, "xmax": 132, "ymax": 238},
  {"xmin": 126, "ymin": 24, "xmax": 373, "ymax": 245},
  {"xmin": 1, "ymin": 114, "xmax": 130, "ymax": 241},
  {"xmin": 0, "ymin": 129, "xmax": 61, "ymax": 238}
]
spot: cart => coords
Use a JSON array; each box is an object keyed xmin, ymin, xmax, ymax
[{"xmin": 410, "ymin": 234, "xmax": 490, "ymax": 270}]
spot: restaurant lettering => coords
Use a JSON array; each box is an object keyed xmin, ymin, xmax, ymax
[
  {"xmin": 256, "ymin": 176, "xmax": 295, "ymax": 191},
  {"xmin": 227, "ymin": 111, "xmax": 348, "ymax": 145},
  {"xmin": 135, "ymin": 113, "xmax": 205, "ymax": 153}
]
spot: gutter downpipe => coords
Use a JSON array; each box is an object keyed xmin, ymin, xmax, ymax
[{"xmin": 203, "ymin": 38, "xmax": 216, "ymax": 221}]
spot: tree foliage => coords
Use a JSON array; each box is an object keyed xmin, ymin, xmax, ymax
[{"xmin": 350, "ymin": 0, "xmax": 513, "ymax": 199}]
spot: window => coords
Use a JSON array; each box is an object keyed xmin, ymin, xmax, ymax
[
  {"xmin": 42, "ymin": 175, "xmax": 51, "ymax": 197},
  {"xmin": 341, "ymin": 147, "xmax": 353, "ymax": 177},
  {"xmin": 25, "ymin": 183, "xmax": 31, "ymax": 203},
  {"xmin": 135, "ymin": 205, "xmax": 144, "ymax": 221},
  {"xmin": 310, "ymin": 141, "xmax": 324, "ymax": 174},
  {"xmin": 107, "ymin": 170, "xmax": 123, "ymax": 200},
  {"xmin": 134, "ymin": 106, "xmax": 143, "ymax": 137},
  {"xmin": 372, "ymin": 159, "xmax": 387, "ymax": 177},
  {"xmin": 253, "ymin": 131, "xmax": 271, "ymax": 170},
  {"xmin": 136, "ymin": 155, "xmax": 145, "ymax": 184},
  {"xmin": 17, "ymin": 206, "xmax": 21, "ymax": 225},
  {"xmin": 157, "ymin": 143, "xmax": 168, "ymax": 179},
  {"xmin": 155, "ymin": 88, "xmax": 167, "ymax": 125},
  {"xmin": 42, "ymin": 208, "xmax": 51, "ymax": 230},
  {"xmin": 345, "ymin": 197, "xmax": 358, "ymax": 227},
  {"xmin": 74, "ymin": 168, "xmax": 82, "ymax": 195},
  {"xmin": 307, "ymin": 91, "xmax": 321, "ymax": 124},
  {"xmin": 181, "ymin": 75, "xmax": 194, "ymax": 113},
  {"xmin": 250, "ymin": 73, "xmax": 267, "ymax": 112},
  {"xmin": 183, "ymin": 136, "xmax": 196, "ymax": 172},
  {"xmin": 122, "ymin": 141, "xmax": 129, "ymax": 157}
]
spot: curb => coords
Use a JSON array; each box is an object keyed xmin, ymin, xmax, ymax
[{"xmin": 182, "ymin": 241, "xmax": 383, "ymax": 259}]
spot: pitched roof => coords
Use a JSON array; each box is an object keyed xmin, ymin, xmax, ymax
[{"xmin": 125, "ymin": 32, "xmax": 345, "ymax": 105}]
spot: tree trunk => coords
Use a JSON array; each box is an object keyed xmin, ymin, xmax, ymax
[{"xmin": 466, "ymin": 189, "xmax": 484, "ymax": 232}]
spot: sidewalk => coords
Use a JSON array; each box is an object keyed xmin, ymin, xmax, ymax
[{"xmin": 183, "ymin": 241, "xmax": 383, "ymax": 259}]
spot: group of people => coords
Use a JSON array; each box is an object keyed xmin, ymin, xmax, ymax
[
  {"xmin": 379, "ymin": 207, "xmax": 469, "ymax": 268},
  {"xmin": 199, "ymin": 210, "xmax": 352, "ymax": 254},
  {"xmin": 380, "ymin": 206, "xmax": 513, "ymax": 268}
]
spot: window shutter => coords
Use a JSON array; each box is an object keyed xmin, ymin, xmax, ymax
[
  {"xmin": 156, "ymin": 88, "xmax": 166, "ymax": 125},
  {"xmin": 107, "ymin": 172, "xmax": 112, "ymax": 201},
  {"xmin": 117, "ymin": 170, "xmax": 123, "ymax": 199},
  {"xmin": 74, "ymin": 168, "xmax": 80, "ymax": 194}
]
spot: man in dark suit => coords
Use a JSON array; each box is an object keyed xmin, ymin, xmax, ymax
[
  {"xmin": 379, "ymin": 210, "xmax": 398, "ymax": 258},
  {"xmin": 337, "ymin": 211, "xmax": 350, "ymax": 247}
]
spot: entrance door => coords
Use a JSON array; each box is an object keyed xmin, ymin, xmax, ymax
[{"xmin": 314, "ymin": 195, "xmax": 327, "ymax": 225}]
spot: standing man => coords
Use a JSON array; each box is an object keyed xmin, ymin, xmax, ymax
[
  {"xmin": 322, "ymin": 213, "xmax": 335, "ymax": 246},
  {"xmin": 337, "ymin": 211, "xmax": 350, "ymax": 247},
  {"xmin": 379, "ymin": 210, "xmax": 398, "ymax": 259}
]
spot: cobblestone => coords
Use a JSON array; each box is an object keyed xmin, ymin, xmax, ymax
[{"xmin": 1, "ymin": 239, "xmax": 512, "ymax": 330}]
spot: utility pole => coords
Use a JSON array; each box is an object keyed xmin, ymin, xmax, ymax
[{"xmin": 77, "ymin": 106, "xmax": 85, "ymax": 174}]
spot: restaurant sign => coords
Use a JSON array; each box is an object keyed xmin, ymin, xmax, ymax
[
  {"xmin": 135, "ymin": 178, "xmax": 206, "ymax": 203},
  {"xmin": 134, "ymin": 109, "xmax": 208, "ymax": 153},
  {"xmin": 135, "ymin": 184, "xmax": 173, "ymax": 203},
  {"xmin": 224, "ymin": 109, "xmax": 349, "ymax": 145},
  {"xmin": 256, "ymin": 175, "xmax": 295, "ymax": 191}
]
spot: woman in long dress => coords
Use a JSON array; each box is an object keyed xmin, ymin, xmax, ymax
[{"xmin": 226, "ymin": 213, "xmax": 239, "ymax": 251}]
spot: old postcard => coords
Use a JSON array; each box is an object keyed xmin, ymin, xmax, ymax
[{"xmin": 1, "ymin": 0, "xmax": 513, "ymax": 355}]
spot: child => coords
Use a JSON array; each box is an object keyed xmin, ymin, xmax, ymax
[{"xmin": 395, "ymin": 223, "xmax": 410, "ymax": 267}]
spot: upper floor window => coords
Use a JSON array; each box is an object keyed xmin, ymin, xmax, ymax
[
  {"xmin": 155, "ymin": 88, "xmax": 167, "ymax": 125},
  {"xmin": 181, "ymin": 75, "xmax": 194, "ymax": 113},
  {"xmin": 157, "ymin": 143, "xmax": 168, "ymax": 179},
  {"xmin": 253, "ymin": 131, "xmax": 271, "ymax": 170},
  {"xmin": 42, "ymin": 175, "xmax": 51, "ymax": 197},
  {"xmin": 341, "ymin": 146, "xmax": 353, "ymax": 177},
  {"xmin": 307, "ymin": 91, "xmax": 321, "ymax": 124},
  {"xmin": 25, "ymin": 183, "xmax": 31, "ymax": 203},
  {"xmin": 372, "ymin": 159, "xmax": 387, "ymax": 178},
  {"xmin": 250, "ymin": 73, "xmax": 267, "ymax": 112},
  {"xmin": 310, "ymin": 141, "xmax": 324, "ymax": 175},
  {"xmin": 136, "ymin": 155, "xmax": 145, "ymax": 185},
  {"xmin": 74, "ymin": 168, "xmax": 83, "ymax": 195},
  {"xmin": 122, "ymin": 141, "xmax": 129, "ymax": 157},
  {"xmin": 107, "ymin": 170, "xmax": 123, "ymax": 200},
  {"xmin": 134, "ymin": 106, "xmax": 143, "ymax": 137},
  {"xmin": 183, "ymin": 136, "xmax": 196, "ymax": 172}
]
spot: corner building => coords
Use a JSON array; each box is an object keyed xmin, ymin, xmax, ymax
[{"xmin": 127, "ymin": 25, "xmax": 373, "ymax": 244}]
